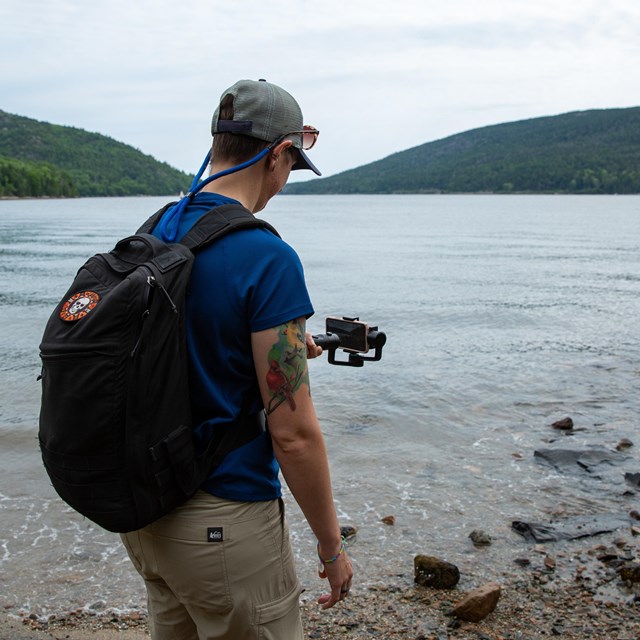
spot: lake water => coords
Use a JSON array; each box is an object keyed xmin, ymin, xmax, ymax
[{"xmin": 1, "ymin": 194, "xmax": 639, "ymax": 618}]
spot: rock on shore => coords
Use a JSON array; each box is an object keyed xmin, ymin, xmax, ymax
[{"xmin": 449, "ymin": 582, "xmax": 501, "ymax": 622}]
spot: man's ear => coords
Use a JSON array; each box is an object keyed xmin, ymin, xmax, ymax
[{"xmin": 267, "ymin": 139, "xmax": 294, "ymax": 170}]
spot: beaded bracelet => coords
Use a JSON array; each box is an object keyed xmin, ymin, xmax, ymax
[{"xmin": 317, "ymin": 537, "xmax": 345, "ymax": 566}]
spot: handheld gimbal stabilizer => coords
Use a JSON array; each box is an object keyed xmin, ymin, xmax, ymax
[{"xmin": 312, "ymin": 316, "xmax": 387, "ymax": 367}]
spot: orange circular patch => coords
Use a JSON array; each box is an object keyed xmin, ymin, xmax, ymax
[{"xmin": 60, "ymin": 291, "xmax": 101, "ymax": 322}]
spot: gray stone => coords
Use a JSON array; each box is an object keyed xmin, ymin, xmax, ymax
[{"xmin": 469, "ymin": 529, "xmax": 492, "ymax": 546}]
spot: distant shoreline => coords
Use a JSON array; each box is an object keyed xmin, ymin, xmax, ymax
[
  {"xmin": 2, "ymin": 192, "xmax": 639, "ymax": 201},
  {"xmin": 0, "ymin": 194, "xmax": 174, "ymax": 201}
]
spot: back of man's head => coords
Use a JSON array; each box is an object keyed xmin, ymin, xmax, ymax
[{"xmin": 211, "ymin": 79, "xmax": 320, "ymax": 175}]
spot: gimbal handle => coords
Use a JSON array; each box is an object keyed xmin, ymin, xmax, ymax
[{"xmin": 312, "ymin": 328, "xmax": 387, "ymax": 367}]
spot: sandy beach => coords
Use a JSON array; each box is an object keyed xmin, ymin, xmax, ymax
[{"xmin": 3, "ymin": 527, "xmax": 639, "ymax": 640}]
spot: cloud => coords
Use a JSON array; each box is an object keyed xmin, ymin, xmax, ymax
[{"xmin": 1, "ymin": 0, "xmax": 639, "ymax": 176}]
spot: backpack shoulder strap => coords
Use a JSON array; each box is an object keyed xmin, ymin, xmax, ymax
[{"xmin": 179, "ymin": 203, "xmax": 280, "ymax": 252}]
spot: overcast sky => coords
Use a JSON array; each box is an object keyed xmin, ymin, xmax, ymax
[{"xmin": 2, "ymin": 0, "xmax": 639, "ymax": 182}]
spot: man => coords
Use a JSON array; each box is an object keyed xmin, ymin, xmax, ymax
[{"xmin": 121, "ymin": 79, "xmax": 353, "ymax": 640}]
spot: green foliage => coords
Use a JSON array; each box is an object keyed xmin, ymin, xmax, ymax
[
  {"xmin": 0, "ymin": 110, "xmax": 192, "ymax": 197},
  {"xmin": 0, "ymin": 156, "xmax": 77, "ymax": 197},
  {"xmin": 286, "ymin": 107, "xmax": 640, "ymax": 195}
]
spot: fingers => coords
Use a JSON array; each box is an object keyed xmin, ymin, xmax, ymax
[
  {"xmin": 317, "ymin": 551, "xmax": 353, "ymax": 610},
  {"xmin": 338, "ymin": 583, "xmax": 351, "ymax": 601},
  {"xmin": 305, "ymin": 332, "xmax": 323, "ymax": 359},
  {"xmin": 317, "ymin": 593, "xmax": 332, "ymax": 608},
  {"xmin": 317, "ymin": 582, "xmax": 352, "ymax": 609}
]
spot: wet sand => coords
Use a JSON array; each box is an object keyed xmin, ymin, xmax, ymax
[{"xmin": 4, "ymin": 530, "xmax": 639, "ymax": 640}]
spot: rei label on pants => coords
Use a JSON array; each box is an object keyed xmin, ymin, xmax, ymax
[{"xmin": 207, "ymin": 527, "xmax": 224, "ymax": 542}]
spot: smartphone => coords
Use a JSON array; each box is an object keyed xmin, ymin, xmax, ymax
[{"xmin": 325, "ymin": 317, "xmax": 369, "ymax": 353}]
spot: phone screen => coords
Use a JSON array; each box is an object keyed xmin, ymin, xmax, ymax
[{"xmin": 325, "ymin": 317, "xmax": 369, "ymax": 353}]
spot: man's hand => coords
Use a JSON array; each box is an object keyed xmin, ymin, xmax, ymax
[
  {"xmin": 317, "ymin": 544, "xmax": 353, "ymax": 610},
  {"xmin": 305, "ymin": 332, "xmax": 323, "ymax": 359}
]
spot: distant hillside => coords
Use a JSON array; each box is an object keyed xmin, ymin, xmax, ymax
[
  {"xmin": 0, "ymin": 110, "xmax": 191, "ymax": 197},
  {"xmin": 286, "ymin": 107, "xmax": 640, "ymax": 194}
]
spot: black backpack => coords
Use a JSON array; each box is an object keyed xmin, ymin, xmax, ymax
[{"xmin": 38, "ymin": 203, "xmax": 278, "ymax": 533}]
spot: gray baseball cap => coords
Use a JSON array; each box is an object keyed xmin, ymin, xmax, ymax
[{"xmin": 211, "ymin": 79, "xmax": 321, "ymax": 175}]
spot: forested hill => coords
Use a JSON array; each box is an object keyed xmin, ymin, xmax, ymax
[
  {"xmin": 0, "ymin": 110, "xmax": 191, "ymax": 197},
  {"xmin": 286, "ymin": 107, "xmax": 640, "ymax": 194}
]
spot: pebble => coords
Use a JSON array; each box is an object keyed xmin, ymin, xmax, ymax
[
  {"xmin": 514, "ymin": 558, "xmax": 531, "ymax": 567},
  {"xmin": 469, "ymin": 529, "xmax": 492, "ymax": 546},
  {"xmin": 551, "ymin": 416, "xmax": 574, "ymax": 430},
  {"xmin": 618, "ymin": 562, "xmax": 640, "ymax": 583},
  {"xmin": 340, "ymin": 525, "xmax": 357, "ymax": 539},
  {"xmin": 616, "ymin": 438, "xmax": 634, "ymax": 451}
]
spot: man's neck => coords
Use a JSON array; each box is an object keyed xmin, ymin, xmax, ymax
[{"xmin": 202, "ymin": 161, "xmax": 265, "ymax": 213}]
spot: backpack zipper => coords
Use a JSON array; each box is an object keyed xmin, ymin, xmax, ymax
[
  {"xmin": 146, "ymin": 275, "xmax": 178, "ymax": 314},
  {"xmin": 130, "ymin": 273, "xmax": 178, "ymax": 358}
]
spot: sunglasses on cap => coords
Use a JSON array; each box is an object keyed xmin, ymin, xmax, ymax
[{"xmin": 270, "ymin": 125, "xmax": 319, "ymax": 151}]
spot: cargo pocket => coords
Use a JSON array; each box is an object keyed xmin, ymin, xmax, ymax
[
  {"xmin": 254, "ymin": 584, "xmax": 303, "ymax": 640},
  {"xmin": 120, "ymin": 532, "xmax": 144, "ymax": 574}
]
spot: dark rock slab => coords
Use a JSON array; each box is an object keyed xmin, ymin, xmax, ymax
[
  {"xmin": 534, "ymin": 448, "xmax": 627, "ymax": 472},
  {"xmin": 512, "ymin": 513, "xmax": 632, "ymax": 542}
]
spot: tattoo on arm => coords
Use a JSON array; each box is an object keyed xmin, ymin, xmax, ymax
[{"xmin": 265, "ymin": 319, "xmax": 310, "ymax": 415}]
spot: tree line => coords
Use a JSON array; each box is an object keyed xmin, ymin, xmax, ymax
[
  {"xmin": 0, "ymin": 110, "xmax": 191, "ymax": 198},
  {"xmin": 0, "ymin": 156, "xmax": 77, "ymax": 197},
  {"xmin": 286, "ymin": 107, "xmax": 640, "ymax": 195}
]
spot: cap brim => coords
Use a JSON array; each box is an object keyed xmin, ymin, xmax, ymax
[{"xmin": 292, "ymin": 149, "xmax": 321, "ymax": 176}]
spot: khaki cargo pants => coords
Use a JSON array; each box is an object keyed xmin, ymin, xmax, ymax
[{"xmin": 121, "ymin": 492, "xmax": 304, "ymax": 640}]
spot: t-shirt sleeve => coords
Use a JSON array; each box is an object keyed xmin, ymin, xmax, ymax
[{"xmin": 230, "ymin": 229, "xmax": 314, "ymax": 333}]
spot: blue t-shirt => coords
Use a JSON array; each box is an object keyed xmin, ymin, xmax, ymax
[{"xmin": 155, "ymin": 192, "xmax": 314, "ymax": 501}]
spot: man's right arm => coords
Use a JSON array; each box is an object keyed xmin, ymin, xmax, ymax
[{"xmin": 251, "ymin": 317, "xmax": 353, "ymax": 609}]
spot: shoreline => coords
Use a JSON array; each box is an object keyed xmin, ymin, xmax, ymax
[
  {"xmin": 3, "ymin": 530, "xmax": 638, "ymax": 640},
  {"xmin": 3, "ymin": 193, "xmax": 640, "ymax": 201}
]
